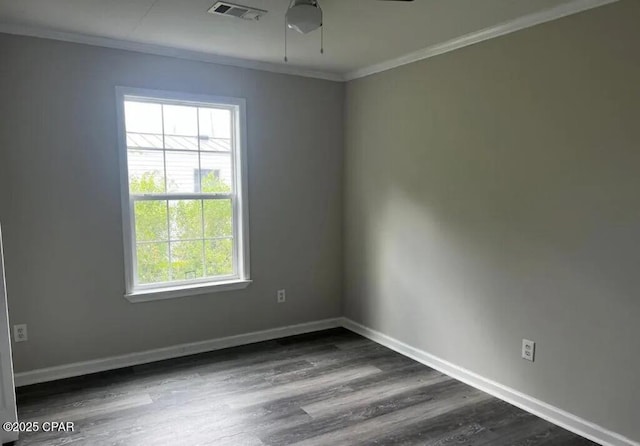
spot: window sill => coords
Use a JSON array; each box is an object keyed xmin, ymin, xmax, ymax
[{"xmin": 125, "ymin": 279, "xmax": 252, "ymax": 303}]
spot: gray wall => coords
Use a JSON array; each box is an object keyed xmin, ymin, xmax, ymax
[
  {"xmin": 0, "ymin": 34, "xmax": 344, "ymax": 373},
  {"xmin": 344, "ymin": 0, "xmax": 639, "ymax": 441}
]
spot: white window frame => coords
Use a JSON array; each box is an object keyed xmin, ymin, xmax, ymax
[{"xmin": 116, "ymin": 87, "xmax": 251, "ymax": 302}]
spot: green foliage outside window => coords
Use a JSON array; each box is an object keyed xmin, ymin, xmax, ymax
[{"xmin": 130, "ymin": 171, "xmax": 234, "ymax": 284}]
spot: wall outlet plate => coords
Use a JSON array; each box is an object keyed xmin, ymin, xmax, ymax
[
  {"xmin": 13, "ymin": 324, "xmax": 28, "ymax": 342},
  {"xmin": 522, "ymin": 339, "xmax": 535, "ymax": 362},
  {"xmin": 277, "ymin": 289, "xmax": 286, "ymax": 303}
]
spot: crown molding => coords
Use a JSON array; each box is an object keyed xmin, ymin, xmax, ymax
[
  {"xmin": 0, "ymin": 23, "xmax": 344, "ymax": 82},
  {"xmin": 344, "ymin": 0, "xmax": 619, "ymax": 81},
  {"xmin": 0, "ymin": 0, "xmax": 619, "ymax": 84}
]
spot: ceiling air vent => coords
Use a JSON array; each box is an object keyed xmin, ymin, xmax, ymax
[{"xmin": 208, "ymin": 2, "xmax": 267, "ymax": 21}]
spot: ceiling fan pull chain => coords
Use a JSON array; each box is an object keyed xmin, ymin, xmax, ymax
[
  {"xmin": 320, "ymin": 24, "xmax": 324, "ymax": 54},
  {"xmin": 284, "ymin": 17, "xmax": 288, "ymax": 62}
]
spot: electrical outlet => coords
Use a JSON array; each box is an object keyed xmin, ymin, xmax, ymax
[
  {"xmin": 13, "ymin": 324, "xmax": 28, "ymax": 343},
  {"xmin": 277, "ymin": 289, "xmax": 286, "ymax": 303},
  {"xmin": 522, "ymin": 339, "xmax": 535, "ymax": 362}
]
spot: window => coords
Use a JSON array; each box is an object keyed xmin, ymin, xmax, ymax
[{"xmin": 116, "ymin": 88, "xmax": 250, "ymax": 302}]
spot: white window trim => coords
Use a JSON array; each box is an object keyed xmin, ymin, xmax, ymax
[{"xmin": 115, "ymin": 87, "xmax": 251, "ymax": 302}]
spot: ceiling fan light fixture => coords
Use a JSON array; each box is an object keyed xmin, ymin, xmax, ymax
[{"xmin": 286, "ymin": 2, "xmax": 322, "ymax": 34}]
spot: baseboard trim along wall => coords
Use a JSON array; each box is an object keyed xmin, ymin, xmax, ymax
[
  {"xmin": 14, "ymin": 316, "xmax": 638, "ymax": 446},
  {"xmin": 340, "ymin": 318, "xmax": 639, "ymax": 446},
  {"xmin": 14, "ymin": 318, "xmax": 342, "ymax": 387}
]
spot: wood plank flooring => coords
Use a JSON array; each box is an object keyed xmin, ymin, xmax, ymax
[{"xmin": 13, "ymin": 328, "xmax": 596, "ymax": 445}]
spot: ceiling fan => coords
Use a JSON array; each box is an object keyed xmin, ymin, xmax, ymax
[{"xmin": 284, "ymin": 0, "xmax": 414, "ymax": 61}]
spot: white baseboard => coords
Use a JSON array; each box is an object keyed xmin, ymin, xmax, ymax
[
  {"xmin": 13, "ymin": 316, "xmax": 638, "ymax": 446},
  {"xmin": 14, "ymin": 318, "xmax": 341, "ymax": 387},
  {"xmin": 340, "ymin": 318, "xmax": 639, "ymax": 446}
]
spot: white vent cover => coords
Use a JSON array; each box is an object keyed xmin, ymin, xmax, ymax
[{"xmin": 208, "ymin": 2, "xmax": 267, "ymax": 21}]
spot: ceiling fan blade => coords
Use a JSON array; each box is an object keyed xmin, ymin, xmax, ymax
[{"xmin": 377, "ymin": 0, "xmax": 415, "ymax": 2}]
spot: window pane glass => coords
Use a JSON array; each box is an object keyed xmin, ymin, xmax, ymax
[
  {"xmin": 128, "ymin": 150, "xmax": 165, "ymax": 194},
  {"xmin": 125, "ymin": 101, "xmax": 162, "ymax": 135},
  {"xmin": 164, "ymin": 134, "xmax": 199, "ymax": 151},
  {"xmin": 163, "ymin": 104, "xmax": 198, "ymax": 137},
  {"xmin": 135, "ymin": 201, "xmax": 168, "ymax": 242},
  {"xmin": 199, "ymin": 135, "xmax": 231, "ymax": 152},
  {"xmin": 137, "ymin": 242, "xmax": 169, "ymax": 284},
  {"xmin": 171, "ymin": 241, "xmax": 204, "ymax": 281},
  {"xmin": 166, "ymin": 151, "xmax": 199, "ymax": 193},
  {"xmin": 199, "ymin": 107, "xmax": 232, "ymax": 141},
  {"xmin": 127, "ymin": 132, "xmax": 163, "ymax": 149},
  {"xmin": 205, "ymin": 239, "xmax": 233, "ymax": 277},
  {"xmin": 169, "ymin": 200, "xmax": 203, "ymax": 241},
  {"xmin": 200, "ymin": 152, "xmax": 232, "ymax": 193},
  {"xmin": 203, "ymin": 199, "xmax": 232, "ymax": 238}
]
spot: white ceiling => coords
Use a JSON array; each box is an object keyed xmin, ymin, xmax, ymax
[{"xmin": 0, "ymin": 0, "xmax": 611, "ymax": 79}]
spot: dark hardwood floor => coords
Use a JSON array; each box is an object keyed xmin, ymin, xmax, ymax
[{"xmin": 14, "ymin": 329, "xmax": 595, "ymax": 445}]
